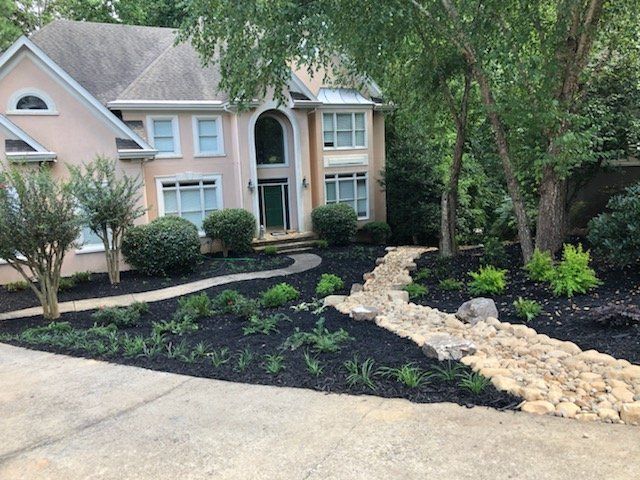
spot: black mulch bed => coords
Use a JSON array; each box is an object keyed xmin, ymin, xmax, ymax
[
  {"xmin": 411, "ymin": 243, "xmax": 640, "ymax": 364},
  {"xmin": 0, "ymin": 244, "xmax": 519, "ymax": 410},
  {"xmin": 0, "ymin": 252, "xmax": 294, "ymax": 314}
]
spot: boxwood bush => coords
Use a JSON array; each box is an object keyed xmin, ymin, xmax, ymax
[
  {"xmin": 122, "ymin": 216, "xmax": 201, "ymax": 275},
  {"xmin": 311, "ymin": 203, "xmax": 357, "ymax": 245},
  {"xmin": 203, "ymin": 208, "xmax": 256, "ymax": 257},
  {"xmin": 361, "ymin": 221, "xmax": 391, "ymax": 244}
]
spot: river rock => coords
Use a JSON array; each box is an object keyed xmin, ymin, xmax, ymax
[
  {"xmin": 422, "ymin": 333, "xmax": 476, "ymax": 361},
  {"xmin": 456, "ymin": 298, "xmax": 499, "ymax": 325}
]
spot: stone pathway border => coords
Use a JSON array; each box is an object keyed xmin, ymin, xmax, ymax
[
  {"xmin": 0, "ymin": 253, "xmax": 322, "ymax": 321},
  {"xmin": 327, "ymin": 246, "xmax": 640, "ymax": 426}
]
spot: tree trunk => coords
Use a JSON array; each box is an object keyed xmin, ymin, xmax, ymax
[
  {"xmin": 535, "ymin": 165, "xmax": 567, "ymax": 253},
  {"xmin": 439, "ymin": 125, "xmax": 464, "ymax": 257},
  {"xmin": 41, "ymin": 276, "xmax": 60, "ymax": 320}
]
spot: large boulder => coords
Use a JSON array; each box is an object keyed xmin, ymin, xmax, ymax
[
  {"xmin": 456, "ymin": 297, "xmax": 499, "ymax": 325},
  {"xmin": 421, "ymin": 333, "xmax": 476, "ymax": 361}
]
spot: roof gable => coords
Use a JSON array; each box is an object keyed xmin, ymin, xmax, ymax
[{"xmin": 0, "ymin": 114, "xmax": 56, "ymax": 161}]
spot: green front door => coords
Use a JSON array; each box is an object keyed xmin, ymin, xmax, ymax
[{"xmin": 263, "ymin": 185, "xmax": 285, "ymax": 229}]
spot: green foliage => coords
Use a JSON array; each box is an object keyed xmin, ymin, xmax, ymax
[
  {"xmin": 58, "ymin": 277, "xmax": 76, "ymax": 291},
  {"xmin": 122, "ymin": 216, "xmax": 201, "ymax": 276},
  {"xmin": 588, "ymin": 183, "xmax": 640, "ymax": 266},
  {"xmin": 72, "ymin": 271, "xmax": 92, "ymax": 283},
  {"xmin": 91, "ymin": 304, "xmax": 145, "ymax": 328},
  {"xmin": 243, "ymin": 313, "xmax": 290, "ymax": 335},
  {"xmin": 315, "ymin": 273, "xmax": 345, "ymax": 298},
  {"xmin": 290, "ymin": 299, "xmax": 327, "ymax": 315},
  {"xmin": 311, "ymin": 203, "xmax": 357, "ymax": 246},
  {"xmin": 303, "ymin": 350, "xmax": 324, "ymax": 376},
  {"xmin": 457, "ymin": 371, "xmax": 490, "ymax": 394},
  {"xmin": 212, "ymin": 290, "xmax": 260, "ymax": 318},
  {"xmin": 513, "ymin": 297, "xmax": 542, "ymax": 321},
  {"xmin": 152, "ymin": 316, "xmax": 198, "ymax": 336},
  {"xmin": 263, "ymin": 245, "xmax": 278, "ymax": 255},
  {"xmin": 177, "ymin": 293, "xmax": 213, "ymax": 318},
  {"xmin": 0, "ymin": 165, "xmax": 81, "ymax": 319},
  {"xmin": 203, "ymin": 208, "xmax": 256, "ymax": 257},
  {"xmin": 344, "ymin": 356, "xmax": 378, "ymax": 390},
  {"xmin": 284, "ymin": 318, "xmax": 351, "ymax": 353},
  {"xmin": 379, "ymin": 363, "xmax": 432, "ymax": 388},
  {"xmin": 430, "ymin": 362, "xmax": 464, "ymax": 382},
  {"xmin": 260, "ymin": 283, "xmax": 300, "ymax": 308},
  {"xmin": 524, "ymin": 249, "xmax": 555, "ymax": 282},
  {"xmin": 467, "ymin": 266, "xmax": 507, "ymax": 295},
  {"xmin": 403, "ymin": 282, "xmax": 428, "ymax": 300},
  {"xmin": 5, "ymin": 280, "xmax": 28, "ymax": 292},
  {"xmin": 314, "ymin": 239, "xmax": 329, "ymax": 249},
  {"xmin": 235, "ymin": 348, "xmax": 254, "ymax": 372},
  {"xmin": 413, "ymin": 268, "xmax": 431, "ymax": 282},
  {"xmin": 480, "ymin": 237, "xmax": 507, "ymax": 267},
  {"xmin": 165, "ymin": 340, "xmax": 190, "ymax": 360},
  {"xmin": 263, "ymin": 354, "xmax": 285, "ymax": 374},
  {"xmin": 209, "ymin": 347, "xmax": 231, "ymax": 367},
  {"xmin": 438, "ymin": 278, "xmax": 464, "ymax": 291},
  {"xmin": 548, "ymin": 244, "xmax": 601, "ymax": 297},
  {"xmin": 362, "ymin": 221, "xmax": 392, "ymax": 244},
  {"xmin": 69, "ymin": 156, "xmax": 145, "ymax": 284}
]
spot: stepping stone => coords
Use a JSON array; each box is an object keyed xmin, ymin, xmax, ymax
[
  {"xmin": 421, "ymin": 333, "xmax": 476, "ymax": 361},
  {"xmin": 350, "ymin": 305, "xmax": 379, "ymax": 321}
]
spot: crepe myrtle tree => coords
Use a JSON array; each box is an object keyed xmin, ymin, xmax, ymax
[
  {"xmin": 0, "ymin": 164, "xmax": 81, "ymax": 320},
  {"xmin": 69, "ymin": 156, "xmax": 145, "ymax": 285}
]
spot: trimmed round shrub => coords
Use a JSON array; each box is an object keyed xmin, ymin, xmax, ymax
[
  {"xmin": 203, "ymin": 208, "xmax": 256, "ymax": 257},
  {"xmin": 361, "ymin": 221, "xmax": 391, "ymax": 244},
  {"xmin": 311, "ymin": 203, "xmax": 357, "ymax": 246},
  {"xmin": 122, "ymin": 216, "xmax": 201, "ymax": 275}
]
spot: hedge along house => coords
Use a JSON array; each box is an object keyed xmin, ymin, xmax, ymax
[{"xmin": 0, "ymin": 20, "xmax": 390, "ymax": 284}]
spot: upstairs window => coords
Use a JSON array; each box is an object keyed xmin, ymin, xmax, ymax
[
  {"xmin": 16, "ymin": 95, "xmax": 48, "ymax": 110},
  {"xmin": 322, "ymin": 112, "xmax": 366, "ymax": 149},
  {"xmin": 148, "ymin": 116, "xmax": 181, "ymax": 157},
  {"xmin": 255, "ymin": 115, "xmax": 286, "ymax": 166},
  {"xmin": 8, "ymin": 89, "xmax": 56, "ymax": 114},
  {"xmin": 193, "ymin": 116, "xmax": 224, "ymax": 156}
]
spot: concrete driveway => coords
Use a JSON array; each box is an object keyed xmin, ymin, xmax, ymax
[{"xmin": 1, "ymin": 343, "xmax": 638, "ymax": 480}]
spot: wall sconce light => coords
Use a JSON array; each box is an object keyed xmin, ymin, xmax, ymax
[
  {"xmin": 302, "ymin": 177, "xmax": 309, "ymax": 189},
  {"xmin": 248, "ymin": 179, "xmax": 255, "ymax": 192}
]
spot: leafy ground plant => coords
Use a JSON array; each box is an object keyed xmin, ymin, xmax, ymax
[
  {"xmin": 303, "ymin": 350, "xmax": 324, "ymax": 376},
  {"xmin": 152, "ymin": 316, "xmax": 198, "ymax": 336},
  {"xmin": 243, "ymin": 313, "xmax": 290, "ymax": 335},
  {"xmin": 283, "ymin": 318, "xmax": 352, "ymax": 353},
  {"xmin": 513, "ymin": 297, "xmax": 542, "ymax": 321},
  {"xmin": 315, "ymin": 273, "xmax": 345, "ymax": 297},
  {"xmin": 404, "ymin": 282, "xmax": 428, "ymax": 300},
  {"xmin": 264, "ymin": 354, "xmax": 285, "ymax": 374},
  {"xmin": 379, "ymin": 363, "xmax": 432, "ymax": 388},
  {"xmin": 458, "ymin": 371, "xmax": 490, "ymax": 394},
  {"xmin": 290, "ymin": 299, "xmax": 326, "ymax": 315},
  {"xmin": 91, "ymin": 303, "xmax": 146, "ymax": 328},
  {"xmin": 235, "ymin": 348, "xmax": 254, "ymax": 372},
  {"xmin": 430, "ymin": 361, "xmax": 464, "ymax": 381},
  {"xmin": 210, "ymin": 347, "xmax": 231, "ymax": 367},
  {"xmin": 438, "ymin": 278, "xmax": 463, "ymax": 291},
  {"xmin": 260, "ymin": 283, "xmax": 300, "ymax": 308},
  {"xmin": 467, "ymin": 266, "xmax": 507, "ymax": 295},
  {"xmin": 344, "ymin": 355, "xmax": 378, "ymax": 390},
  {"xmin": 413, "ymin": 268, "xmax": 431, "ymax": 282},
  {"xmin": 548, "ymin": 244, "xmax": 601, "ymax": 297},
  {"xmin": 524, "ymin": 249, "xmax": 555, "ymax": 282},
  {"xmin": 177, "ymin": 293, "xmax": 213, "ymax": 318}
]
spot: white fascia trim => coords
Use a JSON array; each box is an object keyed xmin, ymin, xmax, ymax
[
  {"xmin": 6, "ymin": 151, "xmax": 57, "ymax": 162},
  {"xmin": 0, "ymin": 114, "xmax": 56, "ymax": 160},
  {"xmin": 117, "ymin": 148, "xmax": 158, "ymax": 160},
  {"xmin": 0, "ymin": 36, "xmax": 153, "ymax": 151},
  {"xmin": 109, "ymin": 100, "xmax": 228, "ymax": 111}
]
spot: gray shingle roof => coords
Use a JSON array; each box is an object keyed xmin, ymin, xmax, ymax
[{"xmin": 31, "ymin": 20, "xmax": 227, "ymax": 104}]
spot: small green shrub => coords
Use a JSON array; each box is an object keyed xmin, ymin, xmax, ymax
[
  {"xmin": 413, "ymin": 268, "xmax": 431, "ymax": 282},
  {"xmin": 344, "ymin": 356, "xmax": 378, "ymax": 390},
  {"xmin": 362, "ymin": 221, "xmax": 391, "ymax": 244},
  {"xmin": 263, "ymin": 245, "xmax": 278, "ymax": 255},
  {"xmin": 264, "ymin": 354, "xmax": 285, "ymax": 374},
  {"xmin": 548, "ymin": 244, "xmax": 601, "ymax": 297},
  {"xmin": 379, "ymin": 363, "xmax": 432, "ymax": 388},
  {"xmin": 58, "ymin": 277, "xmax": 76, "ymax": 291},
  {"xmin": 524, "ymin": 249, "xmax": 555, "ymax": 282},
  {"xmin": 314, "ymin": 239, "xmax": 329, "ymax": 249},
  {"xmin": 513, "ymin": 297, "xmax": 542, "ymax": 321},
  {"xmin": 5, "ymin": 280, "xmax": 28, "ymax": 292},
  {"xmin": 315, "ymin": 273, "xmax": 345, "ymax": 297},
  {"xmin": 177, "ymin": 293, "xmax": 213, "ymax": 318},
  {"xmin": 212, "ymin": 289, "xmax": 258, "ymax": 318},
  {"xmin": 458, "ymin": 371, "xmax": 490, "ymax": 394},
  {"xmin": 438, "ymin": 278, "xmax": 463, "ymax": 291},
  {"xmin": 92, "ymin": 305, "xmax": 143, "ymax": 328},
  {"xmin": 122, "ymin": 216, "xmax": 201, "ymax": 276},
  {"xmin": 152, "ymin": 316, "xmax": 198, "ymax": 336},
  {"xmin": 311, "ymin": 203, "xmax": 357, "ymax": 246},
  {"xmin": 480, "ymin": 237, "xmax": 507, "ymax": 267},
  {"xmin": 284, "ymin": 318, "xmax": 351, "ymax": 353},
  {"xmin": 260, "ymin": 282, "xmax": 300, "ymax": 308},
  {"xmin": 72, "ymin": 271, "xmax": 92, "ymax": 283},
  {"xmin": 403, "ymin": 282, "xmax": 428, "ymax": 300},
  {"xmin": 467, "ymin": 266, "xmax": 507, "ymax": 295},
  {"xmin": 203, "ymin": 208, "xmax": 256, "ymax": 257},
  {"xmin": 588, "ymin": 182, "xmax": 640, "ymax": 266},
  {"xmin": 243, "ymin": 313, "xmax": 290, "ymax": 335}
]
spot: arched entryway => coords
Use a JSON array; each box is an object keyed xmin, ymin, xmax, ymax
[{"xmin": 254, "ymin": 110, "xmax": 298, "ymax": 232}]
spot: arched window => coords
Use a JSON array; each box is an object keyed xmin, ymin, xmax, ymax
[
  {"xmin": 8, "ymin": 89, "xmax": 56, "ymax": 114},
  {"xmin": 16, "ymin": 95, "xmax": 48, "ymax": 110},
  {"xmin": 255, "ymin": 115, "xmax": 286, "ymax": 166}
]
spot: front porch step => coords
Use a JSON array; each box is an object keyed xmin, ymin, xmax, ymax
[
  {"xmin": 252, "ymin": 231, "xmax": 317, "ymax": 248},
  {"xmin": 276, "ymin": 246, "xmax": 314, "ymax": 254},
  {"xmin": 253, "ymin": 239, "xmax": 318, "ymax": 253}
]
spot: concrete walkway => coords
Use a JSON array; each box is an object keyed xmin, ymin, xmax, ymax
[
  {"xmin": 0, "ymin": 253, "xmax": 321, "ymax": 321},
  {"xmin": 1, "ymin": 343, "xmax": 638, "ymax": 480}
]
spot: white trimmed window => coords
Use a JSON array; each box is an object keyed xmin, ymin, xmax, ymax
[
  {"xmin": 147, "ymin": 116, "xmax": 181, "ymax": 157},
  {"xmin": 322, "ymin": 112, "xmax": 366, "ymax": 149},
  {"xmin": 7, "ymin": 89, "xmax": 57, "ymax": 115},
  {"xmin": 324, "ymin": 172, "xmax": 368, "ymax": 219},
  {"xmin": 76, "ymin": 226, "xmax": 108, "ymax": 254},
  {"xmin": 193, "ymin": 116, "xmax": 224, "ymax": 156},
  {"xmin": 158, "ymin": 175, "xmax": 222, "ymax": 231}
]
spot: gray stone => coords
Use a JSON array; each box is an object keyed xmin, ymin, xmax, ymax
[
  {"xmin": 350, "ymin": 283, "xmax": 364, "ymax": 294},
  {"xmin": 422, "ymin": 333, "xmax": 477, "ymax": 361},
  {"xmin": 323, "ymin": 295, "xmax": 347, "ymax": 307},
  {"xmin": 350, "ymin": 305, "xmax": 379, "ymax": 321},
  {"xmin": 456, "ymin": 297, "xmax": 499, "ymax": 325},
  {"xmin": 387, "ymin": 290, "xmax": 409, "ymax": 303}
]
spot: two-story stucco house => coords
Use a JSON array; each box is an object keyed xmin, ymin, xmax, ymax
[{"xmin": 0, "ymin": 20, "xmax": 389, "ymax": 283}]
